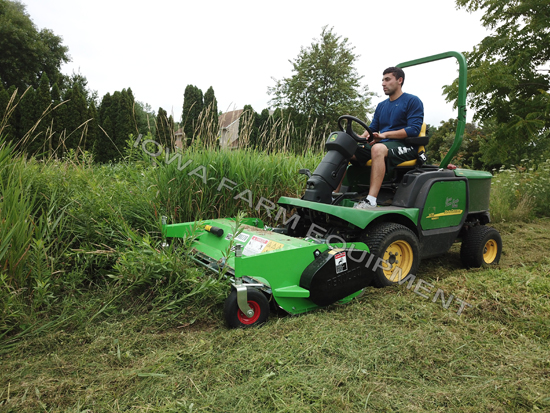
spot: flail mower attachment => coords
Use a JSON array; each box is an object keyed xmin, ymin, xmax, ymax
[{"xmin": 162, "ymin": 217, "xmax": 373, "ymax": 328}]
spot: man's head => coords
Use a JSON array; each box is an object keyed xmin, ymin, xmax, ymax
[{"xmin": 382, "ymin": 67, "xmax": 405, "ymax": 98}]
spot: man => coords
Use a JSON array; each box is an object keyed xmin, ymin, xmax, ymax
[{"xmin": 353, "ymin": 66, "xmax": 424, "ymax": 209}]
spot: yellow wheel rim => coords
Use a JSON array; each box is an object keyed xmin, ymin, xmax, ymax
[
  {"xmin": 483, "ymin": 239, "xmax": 498, "ymax": 264},
  {"xmin": 382, "ymin": 240, "xmax": 414, "ymax": 282}
]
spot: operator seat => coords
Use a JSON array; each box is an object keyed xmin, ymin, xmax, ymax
[{"xmin": 364, "ymin": 123, "xmax": 428, "ymax": 168}]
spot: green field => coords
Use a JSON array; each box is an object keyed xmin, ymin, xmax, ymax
[{"xmin": 1, "ymin": 139, "xmax": 550, "ymax": 412}]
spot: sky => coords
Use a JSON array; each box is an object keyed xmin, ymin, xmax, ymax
[{"xmin": 22, "ymin": 0, "xmax": 490, "ymax": 127}]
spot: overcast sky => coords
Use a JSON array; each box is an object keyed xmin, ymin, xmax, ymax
[{"xmin": 23, "ymin": 0, "xmax": 490, "ymax": 126}]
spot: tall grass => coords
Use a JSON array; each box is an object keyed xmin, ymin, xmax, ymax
[
  {"xmin": 489, "ymin": 159, "xmax": 550, "ymax": 222},
  {"xmin": 2, "ymin": 91, "xmax": 549, "ymax": 340}
]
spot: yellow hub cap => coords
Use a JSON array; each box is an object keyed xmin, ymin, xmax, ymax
[
  {"xmin": 382, "ymin": 240, "xmax": 414, "ymax": 282},
  {"xmin": 483, "ymin": 239, "xmax": 498, "ymax": 264}
]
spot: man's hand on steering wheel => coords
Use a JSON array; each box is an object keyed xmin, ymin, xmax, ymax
[{"xmin": 337, "ymin": 115, "xmax": 375, "ymax": 143}]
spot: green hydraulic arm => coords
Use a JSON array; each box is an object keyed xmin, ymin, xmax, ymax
[{"xmin": 397, "ymin": 51, "xmax": 468, "ymax": 169}]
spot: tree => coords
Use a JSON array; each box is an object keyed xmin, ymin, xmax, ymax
[
  {"xmin": 31, "ymin": 72, "xmax": 52, "ymax": 155},
  {"xmin": 445, "ymin": 0, "xmax": 550, "ymax": 166},
  {"xmin": 181, "ymin": 85, "xmax": 204, "ymax": 144},
  {"xmin": 428, "ymin": 119, "xmax": 487, "ymax": 169},
  {"xmin": 62, "ymin": 78, "xmax": 89, "ymax": 152},
  {"xmin": 239, "ymin": 105, "xmax": 258, "ymax": 149},
  {"xmin": 0, "ymin": 76, "xmax": 9, "ymax": 123},
  {"xmin": 18, "ymin": 86, "xmax": 37, "ymax": 149},
  {"xmin": 203, "ymin": 86, "xmax": 219, "ymax": 137},
  {"xmin": 0, "ymin": 0, "xmax": 70, "ymax": 90},
  {"xmin": 269, "ymin": 26, "xmax": 374, "ymax": 134},
  {"xmin": 96, "ymin": 88, "xmax": 136, "ymax": 162},
  {"xmin": 156, "ymin": 107, "xmax": 171, "ymax": 148}
]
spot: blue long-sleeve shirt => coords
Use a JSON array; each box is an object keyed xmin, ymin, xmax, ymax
[{"xmin": 369, "ymin": 92, "xmax": 424, "ymax": 142}]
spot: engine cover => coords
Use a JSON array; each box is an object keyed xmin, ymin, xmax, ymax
[{"xmin": 300, "ymin": 248, "xmax": 374, "ymax": 306}]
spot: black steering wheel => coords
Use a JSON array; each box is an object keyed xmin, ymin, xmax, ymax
[{"xmin": 338, "ymin": 115, "xmax": 374, "ymax": 143}]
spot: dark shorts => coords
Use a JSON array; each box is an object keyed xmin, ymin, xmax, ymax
[{"xmin": 354, "ymin": 140, "xmax": 417, "ymax": 174}]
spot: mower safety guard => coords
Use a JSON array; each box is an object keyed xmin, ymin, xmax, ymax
[{"xmin": 397, "ymin": 51, "xmax": 468, "ymax": 169}]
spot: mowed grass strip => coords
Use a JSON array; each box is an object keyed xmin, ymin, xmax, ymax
[{"xmin": 1, "ymin": 221, "xmax": 549, "ymax": 412}]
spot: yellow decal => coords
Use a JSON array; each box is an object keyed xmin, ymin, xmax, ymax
[
  {"xmin": 262, "ymin": 240, "xmax": 284, "ymax": 253},
  {"xmin": 426, "ymin": 209, "xmax": 464, "ymax": 220}
]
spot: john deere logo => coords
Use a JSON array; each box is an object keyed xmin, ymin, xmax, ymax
[{"xmin": 329, "ymin": 133, "xmax": 338, "ymax": 142}]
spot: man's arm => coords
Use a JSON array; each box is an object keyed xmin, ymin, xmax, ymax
[{"xmin": 403, "ymin": 96, "xmax": 424, "ymax": 137}]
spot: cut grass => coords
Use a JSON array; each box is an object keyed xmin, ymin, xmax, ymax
[{"xmin": 1, "ymin": 220, "xmax": 549, "ymax": 412}]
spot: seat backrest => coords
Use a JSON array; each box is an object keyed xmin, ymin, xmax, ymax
[{"xmin": 404, "ymin": 123, "xmax": 429, "ymax": 146}]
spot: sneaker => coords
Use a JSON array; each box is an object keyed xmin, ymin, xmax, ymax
[{"xmin": 354, "ymin": 200, "xmax": 376, "ymax": 209}]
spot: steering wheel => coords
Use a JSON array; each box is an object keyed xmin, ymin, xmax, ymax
[{"xmin": 338, "ymin": 115, "xmax": 374, "ymax": 143}]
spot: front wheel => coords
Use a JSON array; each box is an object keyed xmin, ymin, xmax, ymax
[
  {"xmin": 223, "ymin": 288, "xmax": 270, "ymax": 328},
  {"xmin": 361, "ymin": 222, "xmax": 420, "ymax": 288},
  {"xmin": 460, "ymin": 225, "xmax": 502, "ymax": 268}
]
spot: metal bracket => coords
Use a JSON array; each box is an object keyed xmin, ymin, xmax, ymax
[{"xmin": 234, "ymin": 280, "xmax": 254, "ymax": 318}]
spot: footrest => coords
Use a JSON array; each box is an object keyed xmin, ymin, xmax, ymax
[{"xmin": 273, "ymin": 285, "xmax": 310, "ymax": 298}]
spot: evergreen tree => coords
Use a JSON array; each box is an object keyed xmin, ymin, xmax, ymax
[
  {"xmin": 18, "ymin": 86, "xmax": 37, "ymax": 151},
  {"xmin": 3, "ymin": 85, "xmax": 18, "ymax": 143},
  {"xmin": 119, "ymin": 88, "xmax": 136, "ymax": 142},
  {"xmin": 256, "ymin": 108, "xmax": 271, "ymax": 151},
  {"xmin": 181, "ymin": 84, "xmax": 203, "ymax": 144},
  {"xmin": 240, "ymin": 105, "xmax": 258, "ymax": 149},
  {"xmin": 62, "ymin": 80, "xmax": 88, "ymax": 152},
  {"xmin": 32, "ymin": 72, "xmax": 52, "ymax": 155},
  {"xmin": 96, "ymin": 88, "xmax": 136, "ymax": 162},
  {"xmin": 87, "ymin": 100, "xmax": 99, "ymax": 159},
  {"xmin": 156, "ymin": 107, "xmax": 170, "ymax": 148},
  {"xmin": 0, "ymin": 76, "xmax": 9, "ymax": 126},
  {"xmin": 49, "ymin": 82, "xmax": 62, "ymax": 154},
  {"xmin": 97, "ymin": 92, "xmax": 115, "ymax": 163},
  {"xmin": 204, "ymin": 86, "xmax": 219, "ymax": 134}
]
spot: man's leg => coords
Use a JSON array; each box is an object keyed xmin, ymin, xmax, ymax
[{"xmin": 368, "ymin": 144, "xmax": 388, "ymax": 198}]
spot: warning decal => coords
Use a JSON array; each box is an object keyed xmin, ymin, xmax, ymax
[
  {"xmin": 225, "ymin": 232, "xmax": 250, "ymax": 243},
  {"xmin": 242, "ymin": 235, "xmax": 284, "ymax": 256},
  {"xmin": 335, "ymin": 251, "xmax": 348, "ymax": 274}
]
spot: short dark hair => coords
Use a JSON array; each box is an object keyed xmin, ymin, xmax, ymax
[{"xmin": 383, "ymin": 67, "xmax": 405, "ymax": 86}]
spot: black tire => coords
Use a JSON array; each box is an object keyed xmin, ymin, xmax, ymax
[
  {"xmin": 361, "ymin": 222, "xmax": 420, "ymax": 288},
  {"xmin": 223, "ymin": 288, "xmax": 269, "ymax": 328},
  {"xmin": 460, "ymin": 225, "xmax": 502, "ymax": 268}
]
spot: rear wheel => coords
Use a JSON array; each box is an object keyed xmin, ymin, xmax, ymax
[
  {"xmin": 223, "ymin": 288, "xmax": 269, "ymax": 328},
  {"xmin": 460, "ymin": 225, "xmax": 502, "ymax": 268},
  {"xmin": 361, "ymin": 222, "xmax": 420, "ymax": 287}
]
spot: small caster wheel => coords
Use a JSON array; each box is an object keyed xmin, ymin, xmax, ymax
[{"xmin": 223, "ymin": 287, "xmax": 269, "ymax": 328}]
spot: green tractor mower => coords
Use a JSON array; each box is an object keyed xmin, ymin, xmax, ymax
[{"xmin": 162, "ymin": 51, "xmax": 502, "ymax": 328}]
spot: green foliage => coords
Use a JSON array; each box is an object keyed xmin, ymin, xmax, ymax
[
  {"xmin": 490, "ymin": 159, "xmax": 550, "ymax": 222},
  {"xmin": 96, "ymin": 88, "xmax": 137, "ymax": 162},
  {"xmin": 203, "ymin": 86, "xmax": 219, "ymax": 134},
  {"xmin": 0, "ymin": 0, "xmax": 70, "ymax": 90},
  {"xmin": 32, "ymin": 72, "xmax": 52, "ymax": 156},
  {"xmin": 155, "ymin": 107, "xmax": 171, "ymax": 148},
  {"xmin": 269, "ymin": 26, "xmax": 374, "ymax": 135},
  {"xmin": 446, "ymin": 0, "xmax": 550, "ymax": 166},
  {"xmin": 181, "ymin": 84, "xmax": 204, "ymax": 145},
  {"xmin": 428, "ymin": 119, "xmax": 486, "ymax": 169}
]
